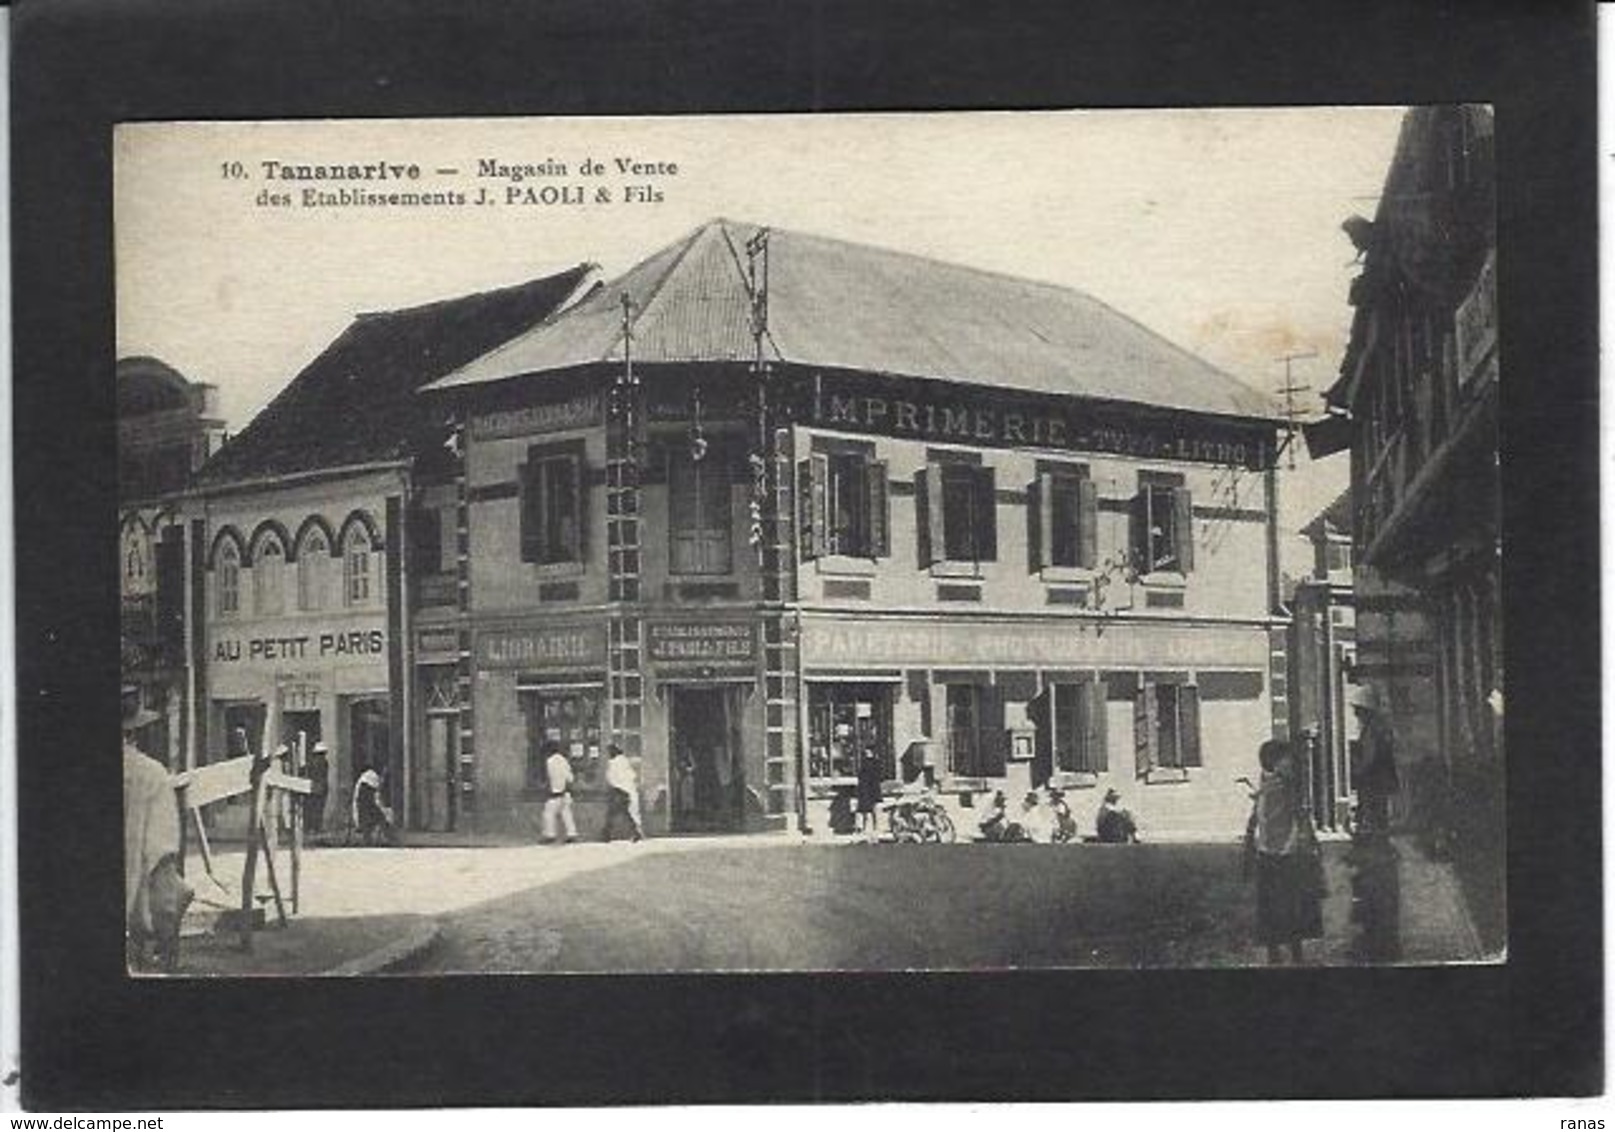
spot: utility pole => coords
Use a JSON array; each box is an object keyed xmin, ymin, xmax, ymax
[{"xmin": 1274, "ymin": 349, "xmax": 1318, "ymax": 471}]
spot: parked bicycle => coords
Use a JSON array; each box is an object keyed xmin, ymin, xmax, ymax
[{"xmin": 884, "ymin": 791, "xmax": 957, "ymax": 843}]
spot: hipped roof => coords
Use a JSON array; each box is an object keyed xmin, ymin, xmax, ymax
[
  {"xmin": 427, "ymin": 219, "xmax": 1280, "ymax": 422},
  {"xmin": 196, "ymin": 263, "xmax": 598, "ymax": 486}
]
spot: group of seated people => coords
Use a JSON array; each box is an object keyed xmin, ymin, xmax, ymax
[{"xmin": 977, "ymin": 786, "xmax": 1140, "ymax": 844}]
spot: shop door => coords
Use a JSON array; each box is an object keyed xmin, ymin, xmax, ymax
[
  {"xmin": 348, "ymin": 698, "xmax": 393, "ymax": 818},
  {"xmin": 220, "ymin": 701, "xmax": 267, "ymax": 762},
  {"xmin": 423, "ymin": 713, "xmax": 458, "ymax": 833},
  {"xmin": 670, "ymin": 687, "xmax": 742, "ymax": 833}
]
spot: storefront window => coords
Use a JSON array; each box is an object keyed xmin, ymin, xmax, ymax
[
  {"xmin": 669, "ymin": 449, "xmax": 731, "ymax": 575},
  {"xmin": 807, "ymin": 683, "xmax": 894, "ymax": 781},
  {"xmin": 1133, "ymin": 679, "xmax": 1201, "ymax": 775},
  {"xmin": 1050, "ymin": 681, "xmax": 1108, "ymax": 774},
  {"xmin": 521, "ymin": 687, "xmax": 603, "ymax": 793},
  {"xmin": 946, "ymin": 684, "xmax": 1005, "ymax": 778}
]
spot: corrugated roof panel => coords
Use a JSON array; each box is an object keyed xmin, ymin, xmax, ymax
[{"xmin": 426, "ymin": 219, "xmax": 1281, "ymax": 422}]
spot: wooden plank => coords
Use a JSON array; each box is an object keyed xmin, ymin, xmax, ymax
[
  {"xmin": 263, "ymin": 768, "xmax": 313, "ymax": 796},
  {"xmin": 172, "ymin": 756, "xmax": 254, "ymax": 809},
  {"xmin": 238, "ymin": 763, "xmax": 266, "ymax": 952},
  {"xmin": 257, "ymin": 819, "xmax": 288, "ymax": 928}
]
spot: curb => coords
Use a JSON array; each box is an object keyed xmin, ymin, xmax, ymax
[{"xmin": 321, "ymin": 920, "xmax": 442, "ymax": 977}]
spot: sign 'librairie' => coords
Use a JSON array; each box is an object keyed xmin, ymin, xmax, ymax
[{"xmin": 476, "ymin": 624, "xmax": 608, "ymax": 669}]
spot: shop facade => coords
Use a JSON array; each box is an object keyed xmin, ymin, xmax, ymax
[
  {"xmin": 188, "ymin": 468, "xmax": 407, "ymax": 835},
  {"xmin": 423, "ymin": 218, "xmax": 1287, "ymax": 841}
]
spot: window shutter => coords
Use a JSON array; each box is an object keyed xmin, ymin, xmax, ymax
[
  {"xmin": 916, "ymin": 468, "xmax": 943, "ymax": 568},
  {"xmin": 1180, "ymin": 685, "xmax": 1202, "ymax": 767},
  {"xmin": 1077, "ymin": 476, "xmax": 1099, "ymax": 569},
  {"xmin": 974, "ymin": 465, "xmax": 998, "ymax": 562},
  {"xmin": 1131, "ymin": 490, "xmax": 1149, "ymax": 573},
  {"xmin": 982, "ymin": 683, "xmax": 1007, "ymax": 777},
  {"xmin": 571, "ymin": 456, "xmax": 588, "ymax": 562},
  {"xmin": 1085, "ymin": 680, "xmax": 1109, "ymax": 772},
  {"xmin": 519, "ymin": 456, "xmax": 541, "ymax": 563},
  {"xmin": 798, "ymin": 457, "xmax": 828, "ymax": 560},
  {"xmin": 1030, "ymin": 474, "xmax": 1052, "ymax": 571},
  {"xmin": 866, "ymin": 459, "xmax": 890, "ymax": 557},
  {"xmin": 1133, "ymin": 682, "xmax": 1156, "ymax": 779},
  {"xmin": 1172, "ymin": 486, "xmax": 1195, "ymax": 573}
]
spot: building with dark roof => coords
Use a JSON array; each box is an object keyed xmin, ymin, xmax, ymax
[
  {"xmin": 182, "ymin": 264, "xmax": 596, "ymax": 835},
  {"xmin": 419, "ymin": 220, "xmax": 1287, "ymax": 840},
  {"xmin": 1311, "ymin": 106, "xmax": 1501, "ymax": 949}
]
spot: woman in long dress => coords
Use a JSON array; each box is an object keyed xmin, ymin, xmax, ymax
[{"xmin": 1247, "ymin": 739, "xmax": 1324, "ymax": 965}]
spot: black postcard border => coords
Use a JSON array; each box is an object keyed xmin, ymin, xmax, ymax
[{"xmin": 12, "ymin": 0, "xmax": 1600, "ymax": 1110}]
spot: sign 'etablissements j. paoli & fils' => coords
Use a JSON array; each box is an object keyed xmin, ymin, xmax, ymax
[
  {"xmin": 647, "ymin": 621, "xmax": 757, "ymax": 669},
  {"xmin": 799, "ymin": 373, "xmax": 1274, "ymax": 470}
]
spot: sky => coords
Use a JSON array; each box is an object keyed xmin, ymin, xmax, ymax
[{"xmin": 115, "ymin": 108, "xmax": 1406, "ymax": 568}]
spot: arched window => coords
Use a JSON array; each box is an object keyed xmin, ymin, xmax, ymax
[
  {"xmin": 343, "ymin": 525, "xmax": 372, "ymax": 606},
  {"xmin": 298, "ymin": 528, "xmax": 331, "ymax": 611},
  {"xmin": 254, "ymin": 536, "xmax": 286, "ymax": 616},
  {"xmin": 217, "ymin": 541, "xmax": 241, "ymax": 618}
]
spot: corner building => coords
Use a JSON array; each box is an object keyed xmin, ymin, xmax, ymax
[{"xmin": 427, "ymin": 219, "xmax": 1286, "ymax": 840}]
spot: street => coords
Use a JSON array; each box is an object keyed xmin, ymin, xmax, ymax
[{"xmin": 406, "ymin": 837, "xmax": 1484, "ymax": 974}]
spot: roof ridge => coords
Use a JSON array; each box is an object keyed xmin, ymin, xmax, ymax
[
  {"xmin": 611, "ymin": 219, "xmax": 731, "ymax": 359},
  {"xmin": 354, "ymin": 262, "xmax": 597, "ymax": 321}
]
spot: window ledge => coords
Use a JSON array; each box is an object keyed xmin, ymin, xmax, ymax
[
  {"xmin": 816, "ymin": 555, "xmax": 878, "ymax": 577},
  {"xmin": 1140, "ymin": 571, "xmax": 1187, "ymax": 590},
  {"xmin": 1040, "ymin": 566, "xmax": 1094, "ymax": 586},
  {"xmin": 1048, "ymin": 771, "xmax": 1099, "ymax": 789},
  {"xmin": 929, "ymin": 561, "xmax": 985, "ymax": 580},
  {"xmin": 1142, "ymin": 767, "xmax": 1191, "ymax": 785},
  {"xmin": 531, "ymin": 561, "xmax": 586, "ymax": 580}
]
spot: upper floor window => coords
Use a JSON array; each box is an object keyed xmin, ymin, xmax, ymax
[
  {"xmin": 670, "ymin": 447, "xmax": 732, "ymax": 575},
  {"xmin": 1031, "ymin": 465, "xmax": 1097, "ymax": 571},
  {"xmin": 917, "ymin": 460, "xmax": 996, "ymax": 567},
  {"xmin": 254, "ymin": 537, "xmax": 286, "ymax": 616},
  {"xmin": 297, "ymin": 529, "xmax": 330, "ymax": 612},
  {"xmin": 519, "ymin": 442, "xmax": 585, "ymax": 567},
  {"xmin": 1132, "ymin": 473, "xmax": 1194, "ymax": 575},
  {"xmin": 343, "ymin": 526, "xmax": 373, "ymax": 606},
  {"xmin": 410, "ymin": 505, "xmax": 445, "ymax": 576},
  {"xmin": 800, "ymin": 447, "xmax": 889, "ymax": 560},
  {"xmin": 216, "ymin": 541, "xmax": 241, "ymax": 618}
]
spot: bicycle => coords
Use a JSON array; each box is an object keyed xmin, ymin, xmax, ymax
[{"xmin": 884, "ymin": 793, "xmax": 957, "ymax": 843}]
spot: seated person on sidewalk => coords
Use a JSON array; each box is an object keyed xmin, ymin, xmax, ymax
[
  {"xmin": 977, "ymin": 790, "xmax": 1010, "ymax": 841},
  {"xmin": 1095, "ymin": 789, "xmax": 1141, "ymax": 843},
  {"xmin": 351, "ymin": 764, "xmax": 396, "ymax": 845}
]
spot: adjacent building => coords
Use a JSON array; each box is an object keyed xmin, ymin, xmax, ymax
[
  {"xmin": 180, "ymin": 264, "xmax": 597, "ymax": 837},
  {"xmin": 118, "ymin": 355, "xmax": 227, "ymax": 769},
  {"xmin": 1286, "ymin": 489, "xmax": 1357, "ymax": 832},
  {"xmin": 1309, "ymin": 105, "xmax": 1500, "ymax": 860},
  {"xmin": 424, "ymin": 219, "xmax": 1288, "ymax": 839}
]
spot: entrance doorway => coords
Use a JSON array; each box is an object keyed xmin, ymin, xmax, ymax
[
  {"xmin": 422, "ymin": 713, "xmax": 458, "ymax": 832},
  {"xmin": 669, "ymin": 686, "xmax": 743, "ymax": 833},
  {"xmin": 347, "ymin": 696, "xmax": 394, "ymax": 822}
]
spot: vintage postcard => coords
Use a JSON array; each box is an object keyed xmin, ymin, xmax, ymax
[{"xmin": 114, "ymin": 108, "xmax": 1502, "ymax": 976}]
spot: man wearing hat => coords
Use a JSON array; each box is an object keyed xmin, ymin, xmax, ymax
[
  {"xmin": 1095, "ymin": 788, "xmax": 1141, "ymax": 844},
  {"xmin": 1350, "ymin": 683, "xmax": 1399, "ymax": 839},
  {"xmin": 123, "ymin": 687, "xmax": 191, "ymax": 970},
  {"xmin": 303, "ymin": 740, "xmax": 331, "ymax": 839},
  {"xmin": 602, "ymin": 742, "xmax": 643, "ymax": 843}
]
